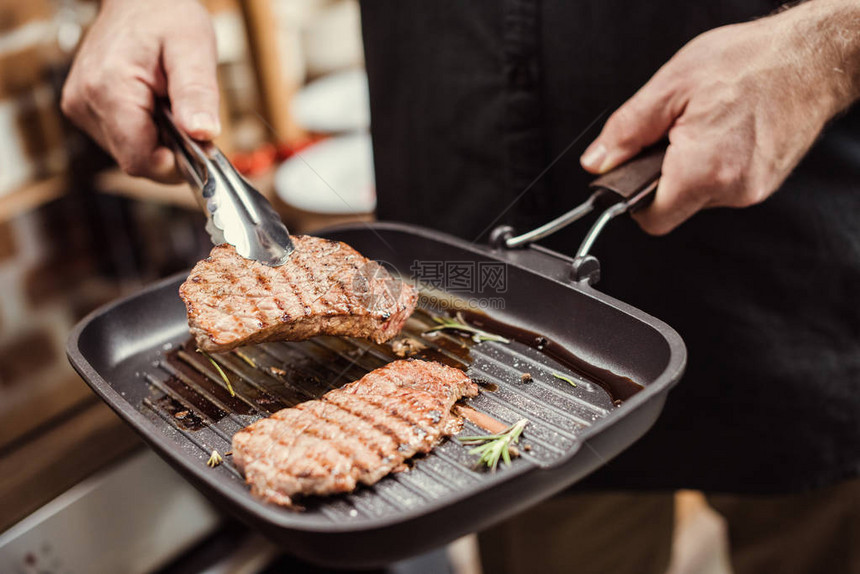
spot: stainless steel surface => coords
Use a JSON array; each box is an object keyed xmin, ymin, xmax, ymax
[
  {"xmin": 0, "ymin": 450, "xmax": 221, "ymax": 574},
  {"xmin": 575, "ymin": 179, "xmax": 659, "ymax": 259},
  {"xmin": 190, "ymin": 532, "xmax": 281, "ymax": 574},
  {"xmin": 503, "ymin": 191, "xmax": 602, "ymax": 248},
  {"xmin": 500, "ymin": 144, "xmax": 666, "ymax": 255},
  {"xmin": 155, "ymin": 103, "xmax": 294, "ymax": 266}
]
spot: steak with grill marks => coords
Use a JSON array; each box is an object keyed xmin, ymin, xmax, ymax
[
  {"xmin": 231, "ymin": 360, "xmax": 479, "ymax": 507},
  {"xmin": 179, "ymin": 236, "xmax": 418, "ymax": 352}
]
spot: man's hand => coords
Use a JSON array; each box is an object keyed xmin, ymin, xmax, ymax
[
  {"xmin": 580, "ymin": 0, "xmax": 860, "ymax": 235},
  {"xmin": 61, "ymin": 0, "xmax": 220, "ymax": 182}
]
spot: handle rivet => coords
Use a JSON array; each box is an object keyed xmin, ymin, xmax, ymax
[
  {"xmin": 489, "ymin": 226, "xmax": 515, "ymax": 249},
  {"xmin": 571, "ymin": 255, "xmax": 600, "ymax": 285}
]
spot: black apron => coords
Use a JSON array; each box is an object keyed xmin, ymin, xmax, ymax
[{"xmin": 360, "ymin": 0, "xmax": 860, "ymax": 494}]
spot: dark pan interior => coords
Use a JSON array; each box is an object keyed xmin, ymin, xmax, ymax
[{"xmin": 68, "ymin": 223, "xmax": 685, "ymax": 566}]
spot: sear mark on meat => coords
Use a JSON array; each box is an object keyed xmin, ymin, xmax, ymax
[
  {"xmin": 231, "ymin": 360, "xmax": 479, "ymax": 508},
  {"xmin": 179, "ymin": 236, "xmax": 418, "ymax": 352}
]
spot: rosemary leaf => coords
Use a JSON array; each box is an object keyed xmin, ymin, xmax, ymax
[
  {"xmin": 458, "ymin": 418, "xmax": 528, "ymax": 471},
  {"xmin": 459, "ymin": 432, "xmax": 504, "ymax": 443},
  {"xmin": 207, "ymin": 449, "xmax": 223, "ymax": 468},
  {"xmin": 425, "ymin": 312, "xmax": 511, "ymax": 344},
  {"xmin": 198, "ymin": 348, "xmax": 236, "ymax": 397},
  {"xmin": 502, "ymin": 447, "xmax": 511, "ymax": 466},
  {"xmin": 552, "ymin": 373, "xmax": 577, "ymax": 388},
  {"xmin": 234, "ymin": 350, "xmax": 256, "ymax": 368}
]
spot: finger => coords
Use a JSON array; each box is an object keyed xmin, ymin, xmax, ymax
[
  {"xmin": 62, "ymin": 88, "xmax": 107, "ymax": 149},
  {"xmin": 150, "ymin": 146, "xmax": 184, "ymax": 184},
  {"xmin": 77, "ymin": 92, "xmax": 180, "ymax": 182},
  {"xmin": 61, "ymin": 66, "xmax": 113, "ymax": 152},
  {"xmin": 162, "ymin": 16, "xmax": 220, "ymax": 140},
  {"xmin": 97, "ymin": 101, "xmax": 181, "ymax": 183},
  {"xmin": 63, "ymin": 52, "xmax": 179, "ymax": 182},
  {"xmin": 581, "ymin": 72, "xmax": 685, "ymax": 174},
  {"xmin": 631, "ymin": 142, "xmax": 710, "ymax": 235},
  {"xmin": 97, "ymin": 97, "xmax": 179, "ymax": 182}
]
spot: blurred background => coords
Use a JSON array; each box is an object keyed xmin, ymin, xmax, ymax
[
  {"xmin": 0, "ymin": 0, "xmax": 383, "ymax": 569},
  {"xmin": 0, "ymin": 1, "xmax": 730, "ymax": 573}
]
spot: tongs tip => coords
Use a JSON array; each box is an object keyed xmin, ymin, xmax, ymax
[
  {"xmin": 226, "ymin": 222, "xmax": 295, "ymax": 267},
  {"xmin": 155, "ymin": 100, "xmax": 295, "ymax": 267}
]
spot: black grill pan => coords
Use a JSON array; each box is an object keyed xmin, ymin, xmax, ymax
[{"xmin": 67, "ymin": 220, "xmax": 685, "ymax": 567}]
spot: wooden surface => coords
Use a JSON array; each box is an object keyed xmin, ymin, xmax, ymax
[
  {"xmin": 93, "ymin": 167, "xmax": 279, "ymax": 210},
  {"xmin": 94, "ymin": 170, "xmax": 198, "ymax": 210},
  {"xmin": 0, "ymin": 371, "xmax": 94, "ymax": 452},
  {"xmin": 238, "ymin": 0, "xmax": 306, "ymax": 143},
  {"xmin": 0, "ymin": 175, "xmax": 66, "ymax": 224},
  {"xmin": 95, "ymin": 165, "xmax": 376, "ymax": 237},
  {"xmin": 0, "ymin": 397, "xmax": 141, "ymax": 532}
]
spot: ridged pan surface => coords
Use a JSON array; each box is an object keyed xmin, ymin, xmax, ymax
[{"xmin": 67, "ymin": 223, "xmax": 686, "ymax": 566}]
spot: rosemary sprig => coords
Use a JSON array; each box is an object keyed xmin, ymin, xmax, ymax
[
  {"xmin": 425, "ymin": 312, "xmax": 511, "ymax": 344},
  {"xmin": 207, "ymin": 449, "xmax": 223, "ymax": 468},
  {"xmin": 234, "ymin": 349, "xmax": 256, "ymax": 368},
  {"xmin": 458, "ymin": 418, "xmax": 528, "ymax": 471},
  {"xmin": 552, "ymin": 372, "xmax": 577, "ymax": 388},
  {"xmin": 197, "ymin": 349, "xmax": 236, "ymax": 397}
]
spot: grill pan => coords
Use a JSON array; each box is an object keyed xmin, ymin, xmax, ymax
[{"xmin": 67, "ymin": 150, "xmax": 685, "ymax": 568}]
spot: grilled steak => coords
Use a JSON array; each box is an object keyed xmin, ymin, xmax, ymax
[
  {"xmin": 180, "ymin": 236, "xmax": 418, "ymax": 352},
  {"xmin": 231, "ymin": 360, "xmax": 479, "ymax": 507}
]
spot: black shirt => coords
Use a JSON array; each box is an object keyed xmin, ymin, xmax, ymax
[{"xmin": 360, "ymin": 0, "xmax": 860, "ymax": 493}]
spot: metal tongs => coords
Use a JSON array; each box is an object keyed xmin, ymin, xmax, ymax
[
  {"xmin": 491, "ymin": 142, "xmax": 667, "ymax": 283},
  {"xmin": 155, "ymin": 101, "xmax": 294, "ymax": 266}
]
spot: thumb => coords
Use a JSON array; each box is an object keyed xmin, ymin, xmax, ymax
[
  {"xmin": 162, "ymin": 18, "xmax": 221, "ymax": 140},
  {"xmin": 581, "ymin": 75, "xmax": 683, "ymax": 174}
]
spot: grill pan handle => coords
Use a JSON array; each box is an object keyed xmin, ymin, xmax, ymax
[
  {"xmin": 490, "ymin": 141, "xmax": 667, "ymax": 283},
  {"xmin": 587, "ymin": 143, "xmax": 665, "ymax": 204}
]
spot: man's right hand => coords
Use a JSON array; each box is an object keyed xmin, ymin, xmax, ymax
[{"xmin": 61, "ymin": 0, "xmax": 220, "ymax": 182}]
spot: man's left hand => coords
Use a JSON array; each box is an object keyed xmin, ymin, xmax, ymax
[{"xmin": 580, "ymin": 0, "xmax": 860, "ymax": 235}]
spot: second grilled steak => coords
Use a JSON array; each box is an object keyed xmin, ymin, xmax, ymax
[
  {"xmin": 232, "ymin": 360, "xmax": 479, "ymax": 507},
  {"xmin": 180, "ymin": 236, "xmax": 418, "ymax": 352}
]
